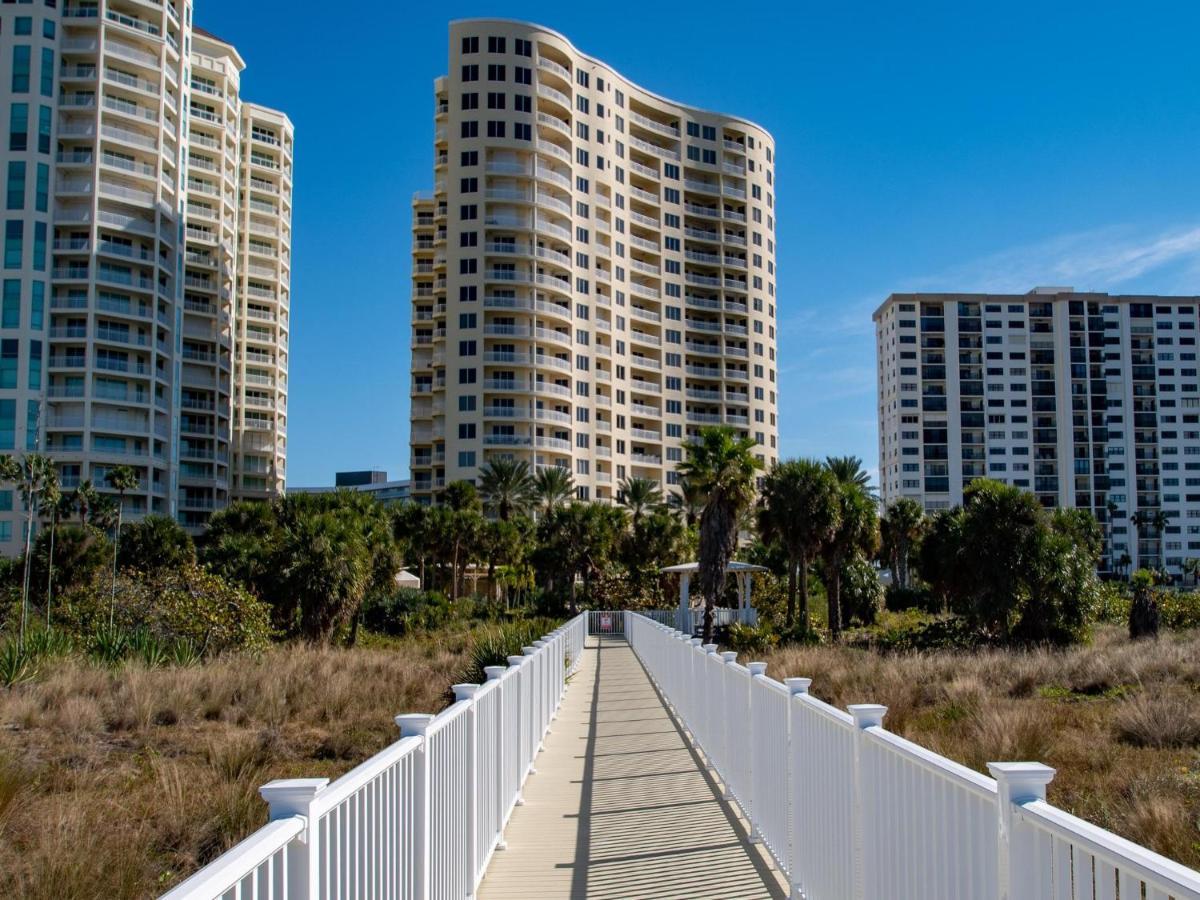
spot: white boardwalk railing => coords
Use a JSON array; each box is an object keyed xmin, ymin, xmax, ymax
[
  {"xmin": 161, "ymin": 615, "xmax": 587, "ymax": 900},
  {"xmin": 624, "ymin": 611, "xmax": 1200, "ymax": 900}
]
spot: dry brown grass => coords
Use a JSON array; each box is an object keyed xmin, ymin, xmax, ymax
[
  {"xmin": 759, "ymin": 625, "xmax": 1200, "ymax": 869},
  {"xmin": 0, "ymin": 632, "xmax": 472, "ymax": 898}
]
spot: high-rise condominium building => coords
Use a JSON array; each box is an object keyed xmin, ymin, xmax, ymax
[
  {"xmin": 409, "ymin": 19, "xmax": 779, "ymax": 504},
  {"xmin": 0, "ymin": 2, "xmax": 293, "ymax": 552},
  {"xmin": 876, "ymin": 288, "xmax": 1200, "ymax": 578}
]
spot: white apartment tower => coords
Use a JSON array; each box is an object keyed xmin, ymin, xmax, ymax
[
  {"xmin": 876, "ymin": 288, "xmax": 1200, "ymax": 578},
  {"xmin": 410, "ymin": 19, "xmax": 779, "ymax": 503},
  {"xmin": 0, "ymin": 2, "xmax": 294, "ymax": 552}
]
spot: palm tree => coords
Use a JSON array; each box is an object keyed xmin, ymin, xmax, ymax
[
  {"xmin": 105, "ymin": 465, "xmax": 139, "ymax": 628},
  {"xmin": 824, "ymin": 462, "xmax": 880, "ymax": 640},
  {"xmin": 44, "ymin": 482, "xmax": 76, "ymax": 628},
  {"xmin": 668, "ymin": 476, "xmax": 705, "ymax": 528},
  {"xmin": 532, "ymin": 466, "xmax": 575, "ymax": 518},
  {"xmin": 617, "ymin": 476, "xmax": 662, "ymax": 528},
  {"xmin": 73, "ymin": 479, "xmax": 98, "ymax": 528},
  {"xmin": 879, "ymin": 497, "xmax": 926, "ymax": 590},
  {"xmin": 1130, "ymin": 509, "xmax": 1170, "ymax": 575},
  {"xmin": 1183, "ymin": 557, "xmax": 1200, "ymax": 588},
  {"xmin": 824, "ymin": 455, "xmax": 878, "ymax": 501},
  {"xmin": 678, "ymin": 427, "xmax": 761, "ymax": 643},
  {"xmin": 477, "ymin": 458, "xmax": 535, "ymax": 521},
  {"xmin": 757, "ymin": 459, "xmax": 841, "ymax": 631},
  {"xmin": 0, "ymin": 453, "xmax": 56, "ymax": 647}
]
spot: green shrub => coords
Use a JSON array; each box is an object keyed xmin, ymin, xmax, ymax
[
  {"xmin": 1093, "ymin": 581, "xmax": 1131, "ymax": 624},
  {"xmin": 726, "ymin": 621, "xmax": 779, "ymax": 655},
  {"xmin": 23, "ymin": 627, "xmax": 74, "ymax": 660},
  {"xmin": 1159, "ymin": 591, "xmax": 1200, "ymax": 630},
  {"xmin": 361, "ymin": 589, "xmax": 453, "ymax": 636},
  {"xmin": 885, "ymin": 585, "xmax": 941, "ymax": 614},
  {"xmin": 88, "ymin": 626, "xmax": 130, "ymax": 666},
  {"xmin": 848, "ymin": 610, "xmax": 986, "ymax": 653},
  {"xmin": 459, "ymin": 618, "xmax": 561, "ymax": 686},
  {"xmin": 0, "ymin": 640, "xmax": 37, "ymax": 687},
  {"xmin": 59, "ymin": 564, "xmax": 271, "ymax": 657}
]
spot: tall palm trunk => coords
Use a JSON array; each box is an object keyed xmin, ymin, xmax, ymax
[
  {"xmin": 798, "ymin": 549, "xmax": 811, "ymax": 633},
  {"xmin": 45, "ymin": 510, "xmax": 57, "ymax": 628},
  {"xmin": 828, "ymin": 565, "xmax": 843, "ymax": 640},
  {"xmin": 785, "ymin": 555, "xmax": 798, "ymax": 629},
  {"xmin": 109, "ymin": 502, "xmax": 122, "ymax": 628},
  {"xmin": 20, "ymin": 493, "xmax": 35, "ymax": 648}
]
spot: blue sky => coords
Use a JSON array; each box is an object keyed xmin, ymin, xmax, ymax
[{"xmin": 197, "ymin": 0, "xmax": 1200, "ymax": 486}]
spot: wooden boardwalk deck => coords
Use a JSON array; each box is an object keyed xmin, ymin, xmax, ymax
[{"xmin": 478, "ymin": 636, "xmax": 787, "ymax": 900}]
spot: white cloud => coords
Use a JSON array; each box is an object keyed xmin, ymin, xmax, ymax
[{"xmin": 905, "ymin": 223, "xmax": 1200, "ymax": 295}]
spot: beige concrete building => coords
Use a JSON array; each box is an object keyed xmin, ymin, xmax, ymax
[
  {"xmin": 232, "ymin": 103, "xmax": 292, "ymax": 500},
  {"xmin": 410, "ymin": 19, "xmax": 779, "ymax": 503},
  {"xmin": 0, "ymin": 2, "xmax": 294, "ymax": 551},
  {"xmin": 876, "ymin": 288, "xmax": 1200, "ymax": 578}
]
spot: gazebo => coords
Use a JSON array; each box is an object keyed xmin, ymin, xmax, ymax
[{"xmin": 660, "ymin": 561, "xmax": 768, "ymax": 633}]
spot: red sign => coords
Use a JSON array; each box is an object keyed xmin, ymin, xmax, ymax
[{"xmin": 600, "ymin": 614, "xmax": 612, "ymax": 631}]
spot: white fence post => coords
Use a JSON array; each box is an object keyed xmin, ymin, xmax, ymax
[
  {"xmin": 989, "ymin": 762, "xmax": 1056, "ymax": 900},
  {"xmin": 484, "ymin": 665, "xmax": 508, "ymax": 852},
  {"xmin": 506, "ymin": 655, "xmax": 528, "ymax": 801},
  {"xmin": 453, "ymin": 684, "xmax": 480, "ymax": 897},
  {"xmin": 746, "ymin": 661, "xmax": 767, "ymax": 842},
  {"xmin": 258, "ymin": 777, "xmax": 328, "ymax": 900},
  {"xmin": 848, "ymin": 704, "xmax": 887, "ymax": 900},
  {"xmin": 719, "ymin": 651, "xmax": 738, "ymax": 800},
  {"xmin": 396, "ymin": 713, "xmax": 435, "ymax": 900},
  {"xmin": 784, "ymin": 677, "xmax": 812, "ymax": 900}
]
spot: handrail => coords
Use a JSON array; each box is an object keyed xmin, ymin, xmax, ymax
[
  {"xmin": 624, "ymin": 612, "xmax": 1200, "ymax": 900},
  {"xmin": 161, "ymin": 614, "xmax": 588, "ymax": 899}
]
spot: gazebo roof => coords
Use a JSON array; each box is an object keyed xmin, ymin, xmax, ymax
[{"xmin": 660, "ymin": 561, "xmax": 768, "ymax": 574}]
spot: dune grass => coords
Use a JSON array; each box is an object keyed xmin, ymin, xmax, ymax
[
  {"xmin": 0, "ymin": 630, "xmax": 473, "ymax": 898},
  {"xmin": 758, "ymin": 625, "xmax": 1200, "ymax": 869}
]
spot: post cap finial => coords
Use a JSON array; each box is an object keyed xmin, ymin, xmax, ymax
[
  {"xmin": 987, "ymin": 762, "xmax": 1056, "ymax": 802},
  {"xmin": 483, "ymin": 665, "xmax": 507, "ymax": 680},
  {"xmin": 747, "ymin": 662, "xmax": 768, "ymax": 677},
  {"xmin": 452, "ymin": 683, "xmax": 480, "ymax": 701},
  {"xmin": 259, "ymin": 778, "xmax": 329, "ymax": 819},
  {"xmin": 784, "ymin": 677, "xmax": 813, "ymax": 695},
  {"xmin": 395, "ymin": 712, "xmax": 435, "ymax": 737},
  {"xmin": 848, "ymin": 704, "xmax": 888, "ymax": 729}
]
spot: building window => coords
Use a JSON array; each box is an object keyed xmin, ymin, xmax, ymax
[
  {"xmin": 486, "ymin": 120, "xmax": 505, "ymax": 138},
  {"xmin": 514, "ymin": 66, "xmax": 531, "ymax": 85},
  {"xmin": 487, "ymin": 36, "xmax": 506, "ymax": 53},
  {"xmin": 458, "ymin": 451, "xmax": 476, "ymax": 467},
  {"xmin": 11, "ymin": 45, "xmax": 30, "ymax": 93},
  {"xmin": 34, "ymin": 162, "xmax": 46, "ymax": 211},
  {"xmin": 461, "ymin": 64, "xmax": 479, "ymax": 82},
  {"xmin": 460, "ymin": 120, "xmax": 478, "ymax": 138},
  {"xmin": 9, "ymin": 103, "xmax": 28, "ymax": 152},
  {"xmin": 0, "ymin": 339, "xmax": 17, "ymax": 389},
  {"xmin": 39, "ymin": 48, "xmax": 52, "ymax": 97},
  {"xmin": 6, "ymin": 162, "xmax": 24, "ymax": 210},
  {"xmin": 515, "ymin": 38, "xmax": 531, "ymax": 56},
  {"xmin": 2, "ymin": 281, "xmax": 18, "ymax": 328},
  {"xmin": 461, "ymin": 92, "xmax": 478, "ymax": 110},
  {"xmin": 4, "ymin": 221, "xmax": 21, "ymax": 269},
  {"xmin": 462, "ymin": 36, "xmax": 479, "ymax": 54},
  {"xmin": 487, "ymin": 64, "xmax": 506, "ymax": 81},
  {"xmin": 37, "ymin": 105, "xmax": 48, "ymax": 153},
  {"xmin": 0, "ymin": 399, "xmax": 14, "ymax": 450}
]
